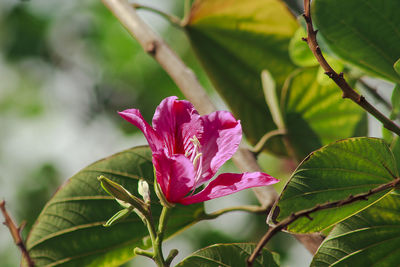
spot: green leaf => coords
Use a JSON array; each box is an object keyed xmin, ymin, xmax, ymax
[
  {"xmin": 176, "ymin": 243, "xmax": 279, "ymax": 267},
  {"xmin": 391, "ymin": 84, "xmax": 400, "ymax": 118},
  {"xmin": 103, "ymin": 208, "xmax": 133, "ymax": 227},
  {"xmin": 281, "ymin": 68, "xmax": 366, "ymax": 160},
  {"xmin": 289, "ymin": 27, "xmax": 318, "ymax": 67},
  {"xmin": 261, "ymin": 70, "xmax": 284, "ymax": 130},
  {"xmin": 185, "ymin": 0, "xmax": 298, "ymax": 155},
  {"xmin": 394, "ymin": 58, "xmax": 400, "ymax": 75},
  {"xmin": 391, "ymin": 136, "xmax": 400, "ymax": 175},
  {"xmin": 313, "ymin": 0, "xmax": 400, "ymax": 83},
  {"xmin": 271, "ymin": 137, "xmax": 398, "ymax": 233},
  {"xmin": 26, "ymin": 146, "xmax": 204, "ymax": 267},
  {"xmin": 311, "ymin": 193, "xmax": 400, "ymax": 266}
]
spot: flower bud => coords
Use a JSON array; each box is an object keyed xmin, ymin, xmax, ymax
[
  {"xmin": 98, "ymin": 175, "xmax": 147, "ymax": 214},
  {"xmin": 138, "ymin": 179, "xmax": 151, "ymax": 204},
  {"xmin": 103, "ymin": 208, "xmax": 132, "ymax": 227}
]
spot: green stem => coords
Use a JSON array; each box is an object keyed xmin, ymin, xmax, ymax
[
  {"xmin": 152, "ymin": 206, "xmax": 172, "ymax": 267},
  {"xmin": 261, "ymin": 70, "xmax": 299, "ymax": 161},
  {"xmin": 250, "ymin": 129, "xmax": 286, "ymax": 154},
  {"xmin": 261, "ymin": 70, "xmax": 285, "ymax": 130},
  {"xmin": 199, "ymin": 205, "xmax": 267, "ymax": 221},
  {"xmin": 165, "ymin": 249, "xmax": 179, "ymax": 266},
  {"xmin": 132, "ymin": 3, "xmax": 183, "ymax": 27},
  {"xmin": 182, "ymin": 0, "xmax": 192, "ymax": 25},
  {"xmin": 135, "ymin": 204, "xmax": 173, "ymax": 266},
  {"xmin": 157, "ymin": 206, "xmax": 172, "ymax": 243},
  {"xmin": 133, "ymin": 207, "xmax": 161, "ymax": 264},
  {"xmin": 134, "ymin": 247, "xmax": 154, "ymax": 259}
]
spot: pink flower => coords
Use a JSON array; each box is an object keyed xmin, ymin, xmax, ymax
[{"xmin": 119, "ymin": 96, "xmax": 278, "ymax": 205}]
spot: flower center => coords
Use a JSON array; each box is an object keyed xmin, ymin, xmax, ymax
[{"xmin": 187, "ymin": 135, "xmax": 203, "ymax": 189}]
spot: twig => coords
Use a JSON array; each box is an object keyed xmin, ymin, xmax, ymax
[
  {"xmin": 247, "ymin": 177, "xmax": 400, "ymax": 266},
  {"xmin": 101, "ymin": 0, "xmax": 323, "ymax": 253},
  {"xmin": 0, "ymin": 200, "xmax": 34, "ymax": 267},
  {"xmin": 250, "ymin": 129, "xmax": 286, "ymax": 154},
  {"xmin": 302, "ymin": 0, "xmax": 400, "ymax": 137}
]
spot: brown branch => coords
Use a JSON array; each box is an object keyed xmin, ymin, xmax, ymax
[
  {"xmin": 247, "ymin": 177, "xmax": 400, "ymax": 266},
  {"xmin": 101, "ymin": 0, "xmax": 323, "ymax": 253},
  {"xmin": 0, "ymin": 200, "xmax": 34, "ymax": 267},
  {"xmin": 302, "ymin": 0, "xmax": 400, "ymax": 136}
]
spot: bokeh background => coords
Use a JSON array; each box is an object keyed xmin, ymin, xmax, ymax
[{"xmin": 1, "ymin": 0, "xmax": 388, "ymax": 266}]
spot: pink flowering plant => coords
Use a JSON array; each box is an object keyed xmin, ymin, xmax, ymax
[
  {"xmin": 99, "ymin": 96, "xmax": 277, "ymax": 266},
  {"xmin": 6, "ymin": 1, "xmax": 400, "ymax": 267},
  {"xmin": 119, "ymin": 96, "xmax": 277, "ymax": 205}
]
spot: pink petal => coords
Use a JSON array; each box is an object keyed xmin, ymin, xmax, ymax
[
  {"xmin": 153, "ymin": 150, "xmax": 196, "ymax": 203},
  {"xmin": 197, "ymin": 111, "xmax": 242, "ymax": 186},
  {"xmin": 152, "ymin": 96, "xmax": 203, "ymax": 155},
  {"xmin": 179, "ymin": 172, "xmax": 278, "ymax": 205},
  {"xmin": 118, "ymin": 109, "xmax": 163, "ymax": 152}
]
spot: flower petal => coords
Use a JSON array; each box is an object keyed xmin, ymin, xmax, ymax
[
  {"xmin": 118, "ymin": 109, "xmax": 163, "ymax": 152},
  {"xmin": 152, "ymin": 96, "xmax": 203, "ymax": 155},
  {"xmin": 153, "ymin": 150, "xmax": 196, "ymax": 203},
  {"xmin": 197, "ymin": 111, "xmax": 242, "ymax": 186},
  {"xmin": 179, "ymin": 172, "xmax": 278, "ymax": 205}
]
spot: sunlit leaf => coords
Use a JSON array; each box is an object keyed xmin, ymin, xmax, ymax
[
  {"xmin": 311, "ymin": 193, "xmax": 400, "ymax": 266},
  {"xmin": 391, "ymin": 84, "xmax": 400, "ymax": 117},
  {"xmin": 26, "ymin": 146, "xmax": 204, "ymax": 267},
  {"xmin": 394, "ymin": 58, "xmax": 400, "ymax": 75},
  {"xmin": 289, "ymin": 27, "xmax": 318, "ymax": 67},
  {"xmin": 185, "ymin": 0, "xmax": 298, "ymax": 155},
  {"xmin": 281, "ymin": 68, "xmax": 366, "ymax": 160},
  {"xmin": 313, "ymin": 0, "xmax": 400, "ymax": 83},
  {"xmin": 271, "ymin": 137, "xmax": 398, "ymax": 233}
]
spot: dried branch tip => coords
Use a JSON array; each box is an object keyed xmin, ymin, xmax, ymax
[{"xmin": 0, "ymin": 200, "xmax": 35, "ymax": 267}]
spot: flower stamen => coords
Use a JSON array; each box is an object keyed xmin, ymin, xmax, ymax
[
  {"xmin": 186, "ymin": 135, "xmax": 204, "ymax": 194},
  {"xmin": 192, "ymin": 152, "xmax": 202, "ymax": 168}
]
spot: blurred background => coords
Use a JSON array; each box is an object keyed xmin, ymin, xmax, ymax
[{"xmin": 1, "ymin": 0, "xmax": 388, "ymax": 266}]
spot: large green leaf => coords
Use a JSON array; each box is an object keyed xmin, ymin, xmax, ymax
[
  {"xmin": 26, "ymin": 146, "xmax": 204, "ymax": 267},
  {"xmin": 313, "ymin": 0, "xmax": 400, "ymax": 83},
  {"xmin": 282, "ymin": 67, "xmax": 366, "ymax": 160},
  {"xmin": 311, "ymin": 193, "xmax": 400, "ymax": 266},
  {"xmin": 289, "ymin": 27, "xmax": 318, "ymax": 67},
  {"xmin": 391, "ymin": 136, "xmax": 400, "ymax": 177},
  {"xmin": 391, "ymin": 84, "xmax": 400, "ymax": 118},
  {"xmin": 270, "ymin": 137, "xmax": 398, "ymax": 233},
  {"xmin": 176, "ymin": 243, "xmax": 279, "ymax": 267},
  {"xmin": 185, "ymin": 0, "xmax": 298, "ymax": 155},
  {"xmin": 394, "ymin": 58, "xmax": 400, "ymax": 75}
]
